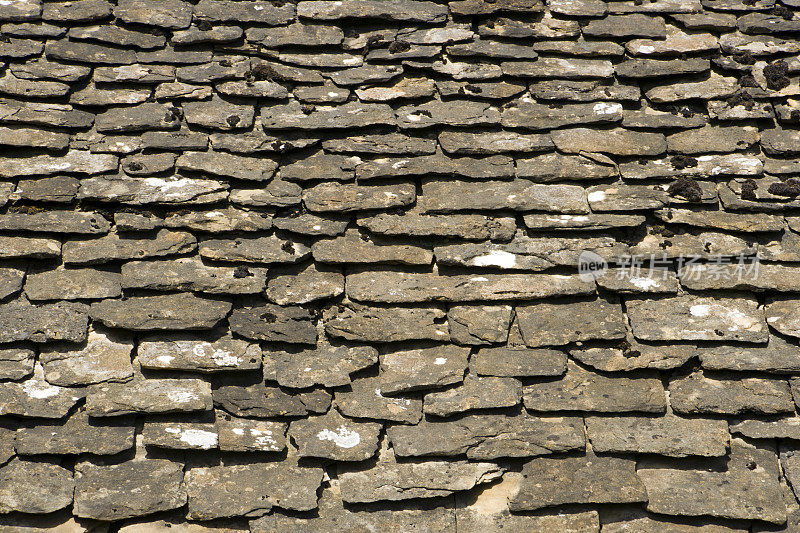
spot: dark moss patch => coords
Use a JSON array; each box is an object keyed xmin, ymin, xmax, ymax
[
  {"xmin": 764, "ymin": 60, "xmax": 790, "ymax": 91},
  {"xmin": 768, "ymin": 178, "xmax": 800, "ymax": 197},
  {"xmin": 667, "ymin": 176, "xmax": 703, "ymax": 202}
]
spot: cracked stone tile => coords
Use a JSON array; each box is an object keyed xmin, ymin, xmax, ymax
[
  {"xmin": 334, "ymin": 375, "xmax": 422, "ymax": 424},
  {"xmin": 289, "ymin": 409, "xmax": 381, "ymax": 461},
  {"xmin": 669, "ymin": 370, "xmax": 794, "ymax": 415}
]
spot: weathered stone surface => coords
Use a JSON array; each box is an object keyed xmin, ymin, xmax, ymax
[
  {"xmin": 379, "ymin": 345, "xmax": 469, "ymax": 394},
  {"xmin": 620, "ymin": 154, "xmax": 762, "ymax": 179},
  {"xmin": 424, "ymin": 375, "xmax": 521, "ymax": 416},
  {"xmin": 731, "ymin": 416, "xmax": 800, "ymax": 440},
  {"xmin": 217, "ymin": 413, "xmax": 287, "ymax": 453},
  {"xmin": 281, "ymin": 151, "xmax": 356, "ymax": 182},
  {"xmin": 177, "ymin": 151, "xmax": 277, "ymax": 182},
  {"xmin": 246, "ymin": 22, "xmax": 342, "ymax": 47},
  {"xmin": 522, "ymin": 213, "xmax": 645, "ymax": 231},
  {"xmin": 335, "ymin": 375, "xmax": 422, "ymax": 424},
  {"xmin": 347, "ymin": 271, "xmax": 593, "ymax": 303},
  {"xmin": 679, "ymin": 263, "xmax": 800, "ymax": 293},
  {"xmin": 618, "ymin": 57, "xmax": 710, "ymax": 78},
  {"xmin": 501, "ymin": 58, "xmax": 614, "ymax": 78},
  {"xmin": 195, "ymin": 0, "xmax": 294, "ymax": 24},
  {"xmin": 501, "ymin": 100, "xmax": 622, "ymax": 130},
  {"xmin": 571, "ymin": 340, "xmax": 695, "ymax": 372},
  {"xmin": 628, "ymin": 295, "xmax": 768, "ymax": 342},
  {"xmin": 765, "ymin": 297, "xmax": 800, "ymax": 338},
  {"xmin": 0, "ymin": 126, "xmax": 69, "ymax": 150},
  {"xmin": 0, "ymin": 346, "xmax": 34, "ymax": 380},
  {"xmin": 90, "ymin": 294, "xmax": 230, "ymax": 331},
  {"xmin": 586, "ymin": 413, "xmax": 729, "ymax": 457},
  {"xmin": 515, "ymin": 296, "xmax": 625, "ymax": 347},
  {"xmin": 199, "ymin": 235, "xmax": 309, "ymax": 264},
  {"xmin": 516, "ymin": 152, "xmax": 616, "ymax": 182},
  {"xmin": 0, "ymin": 265, "xmax": 23, "ymax": 300},
  {"xmin": 638, "ymin": 439, "xmax": 786, "ymax": 523},
  {"xmin": 141, "ymin": 420, "xmax": 218, "ymax": 450},
  {"xmin": 183, "ymin": 96, "xmax": 255, "ymax": 131},
  {"xmin": 74, "ymin": 459, "xmax": 187, "ymax": 520},
  {"xmin": 40, "ymin": 327, "xmax": 133, "ymax": 386},
  {"xmin": 273, "ymin": 213, "xmax": 348, "ymax": 236},
  {"xmin": 551, "ymin": 127, "xmax": 667, "ymax": 156},
  {"xmin": 139, "ymin": 334, "xmax": 261, "ymax": 373},
  {"xmin": 289, "ymin": 410, "xmax": 381, "ymax": 461},
  {"xmin": 448, "ymin": 305, "xmax": 512, "ymax": 345},
  {"xmin": 0, "ymin": 150, "xmax": 117, "ymax": 178},
  {"xmin": 298, "ymin": 0, "xmax": 447, "ymax": 22},
  {"xmin": 262, "ymin": 101, "xmax": 394, "ymax": 129},
  {"xmin": 121, "ymin": 257, "xmax": 266, "ymax": 294},
  {"xmin": 389, "ymin": 411, "xmax": 583, "ymax": 459},
  {"xmin": 15, "ymin": 409, "xmax": 134, "ymax": 455},
  {"xmin": 524, "ymin": 361, "xmax": 666, "ymax": 413},
  {"xmin": 667, "ymin": 125, "xmax": 759, "ymax": 154},
  {"xmin": 185, "ymin": 463, "xmax": 324, "ymax": 519},
  {"xmin": 360, "ymin": 209, "xmax": 516, "ymax": 241},
  {"xmin": 439, "ymin": 130, "xmax": 552, "ymax": 155},
  {"xmin": 434, "ymin": 234, "xmax": 626, "ymax": 270},
  {"xmin": 95, "ymin": 103, "xmax": 180, "ymax": 133},
  {"xmin": 646, "ymin": 72, "xmax": 738, "ymax": 102},
  {"xmin": 304, "ymin": 181, "xmax": 415, "ymax": 212},
  {"xmin": 25, "ymin": 267, "xmax": 121, "ymax": 300},
  {"xmin": 164, "ymin": 208, "xmax": 271, "ymax": 233},
  {"xmin": 761, "ymin": 128, "xmax": 800, "ymax": 156},
  {"xmin": 254, "ymin": 481, "xmax": 456, "ymax": 533},
  {"xmin": 214, "ymin": 377, "xmax": 330, "ymax": 418},
  {"xmin": 86, "ymin": 378, "xmax": 212, "ymax": 416},
  {"xmin": 0, "ymin": 364, "xmax": 83, "ymax": 418},
  {"xmin": 313, "ymin": 230, "xmax": 431, "ymax": 266},
  {"xmin": 421, "ymin": 179, "xmax": 589, "ymax": 213},
  {"xmin": 0, "ymin": 210, "xmax": 110, "ymax": 235},
  {"xmin": 0, "ymin": 299, "xmax": 88, "ymax": 343},
  {"xmin": 63, "ymin": 229, "xmax": 196, "ymax": 264},
  {"xmin": 323, "ymin": 133, "xmax": 436, "ymax": 155},
  {"xmin": 0, "ymin": 459, "xmax": 74, "ymax": 514},
  {"xmin": 396, "ymin": 100, "xmax": 500, "ymax": 129},
  {"xmin": 356, "ymin": 153, "xmax": 514, "ymax": 181},
  {"xmin": 229, "ymin": 304, "xmax": 317, "ymax": 345},
  {"xmin": 12, "ymin": 176, "xmax": 78, "ymax": 203},
  {"xmin": 324, "ymin": 304, "xmax": 448, "ymax": 343},
  {"xmin": 338, "ymin": 458, "xmax": 502, "ymax": 503},
  {"xmin": 266, "ymin": 263, "xmax": 343, "ymax": 305},
  {"xmin": 670, "ymin": 371, "xmax": 793, "ymax": 415},
  {"xmin": 509, "ymin": 452, "xmax": 647, "ymax": 510},
  {"xmin": 114, "ymin": 0, "xmax": 191, "ymax": 28},
  {"xmin": 474, "ymin": 346, "xmax": 567, "ymax": 377},
  {"xmin": 595, "ymin": 267, "xmax": 679, "ymax": 294}
]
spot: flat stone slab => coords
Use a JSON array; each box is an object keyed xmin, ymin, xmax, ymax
[
  {"xmin": 138, "ymin": 334, "xmax": 262, "ymax": 373},
  {"xmin": 24, "ymin": 267, "xmax": 121, "ymax": 300},
  {"xmin": 63, "ymin": 229, "xmax": 196, "ymax": 265},
  {"xmin": 359, "ymin": 209, "xmax": 516, "ymax": 241},
  {"xmin": 217, "ymin": 413, "xmax": 287, "ymax": 452},
  {"xmin": 423, "ymin": 376, "xmax": 521, "ymax": 416},
  {"xmin": 334, "ymin": 375, "xmax": 423, "ymax": 424},
  {"xmin": 0, "ymin": 365, "xmax": 83, "ymax": 418},
  {"xmin": 264, "ymin": 342, "xmax": 377, "ymax": 388},
  {"xmin": 121, "ymin": 257, "xmax": 267, "ymax": 294},
  {"xmin": 0, "ymin": 459, "xmax": 74, "ymax": 514},
  {"xmin": 74, "ymin": 459, "xmax": 187, "ymax": 521},
  {"xmin": 40, "ymin": 328, "xmax": 134, "ymax": 386},
  {"xmin": 199, "ymin": 235, "xmax": 309, "ymax": 265},
  {"xmin": 90, "ymin": 293, "xmax": 231, "ymax": 330},
  {"xmin": 586, "ymin": 413, "xmax": 729, "ymax": 457},
  {"xmin": 638, "ymin": 439, "xmax": 786, "ymax": 523},
  {"xmin": 15, "ymin": 409, "xmax": 135, "ymax": 455},
  {"xmin": 338, "ymin": 459, "xmax": 502, "ymax": 503},
  {"xmin": 313, "ymin": 230, "xmax": 432, "ymax": 265},
  {"xmin": 289, "ymin": 410, "xmax": 382, "ymax": 461},
  {"xmin": 229, "ymin": 304, "xmax": 317, "ymax": 345},
  {"xmin": 141, "ymin": 421, "xmax": 218, "ymax": 450},
  {"xmin": 379, "ymin": 345, "xmax": 469, "ymax": 394},
  {"xmin": 448, "ymin": 304, "xmax": 512, "ymax": 345},
  {"xmin": 0, "ymin": 299, "xmax": 88, "ymax": 343},
  {"xmin": 347, "ymin": 271, "xmax": 594, "ymax": 303},
  {"xmin": 669, "ymin": 371, "xmax": 794, "ymax": 415},
  {"xmin": 515, "ymin": 296, "xmax": 626, "ymax": 347},
  {"xmin": 324, "ymin": 303, "xmax": 449, "ymax": 342},
  {"xmin": 523, "ymin": 361, "xmax": 666, "ymax": 413},
  {"xmin": 473, "ymin": 346, "xmax": 567, "ymax": 377},
  {"xmin": 421, "ymin": 179, "xmax": 589, "ymax": 213},
  {"xmin": 627, "ymin": 295, "xmax": 768, "ymax": 342},
  {"xmin": 388, "ymin": 411, "xmax": 583, "ymax": 459},
  {"xmin": 86, "ymin": 378, "xmax": 213, "ymax": 416},
  {"xmin": 509, "ymin": 452, "xmax": 647, "ymax": 511},
  {"xmin": 185, "ymin": 463, "xmax": 324, "ymax": 519}
]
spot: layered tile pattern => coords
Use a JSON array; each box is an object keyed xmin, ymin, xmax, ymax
[{"xmin": 0, "ymin": 0, "xmax": 800, "ymax": 530}]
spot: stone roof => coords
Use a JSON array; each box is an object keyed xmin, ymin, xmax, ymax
[{"xmin": 0, "ymin": 0, "xmax": 799, "ymax": 530}]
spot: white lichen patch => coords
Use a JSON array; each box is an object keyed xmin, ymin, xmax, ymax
[
  {"xmin": 167, "ymin": 390, "xmax": 198, "ymax": 403},
  {"xmin": 472, "ymin": 250, "xmax": 518, "ymax": 268},
  {"xmin": 317, "ymin": 425, "xmax": 361, "ymax": 448}
]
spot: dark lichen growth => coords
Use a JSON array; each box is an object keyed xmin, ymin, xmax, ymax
[
  {"xmin": 667, "ymin": 176, "xmax": 703, "ymax": 202},
  {"xmin": 764, "ymin": 60, "xmax": 790, "ymax": 91},
  {"xmin": 738, "ymin": 73, "xmax": 760, "ymax": 88},
  {"xmin": 233, "ymin": 266, "xmax": 252, "ymax": 278},
  {"xmin": 726, "ymin": 90, "xmax": 756, "ymax": 110},
  {"xmin": 388, "ymin": 40, "xmax": 411, "ymax": 54},
  {"xmin": 740, "ymin": 178, "xmax": 758, "ymax": 201},
  {"xmin": 250, "ymin": 63, "xmax": 277, "ymax": 81},
  {"xmin": 670, "ymin": 155, "xmax": 699, "ymax": 170},
  {"xmin": 768, "ymin": 178, "xmax": 800, "ymax": 197}
]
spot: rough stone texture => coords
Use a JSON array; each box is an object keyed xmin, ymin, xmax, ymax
[
  {"xmin": 638, "ymin": 439, "xmax": 786, "ymax": 523},
  {"xmin": 74, "ymin": 459, "xmax": 187, "ymax": 520},
  {"xmin": 509, "ymin": 452, "xmax": 647, "ymax": 510},
  {"xmin": 4, "ymin": 0, "xmax": 800, "ymax": 528},
  {"xmin": 389, "ymin": 411, "xmax": 583, "ymax": 459},
  {"xmin": 185, "ymin": 463, "xmax": 324, "ymax": 519}
]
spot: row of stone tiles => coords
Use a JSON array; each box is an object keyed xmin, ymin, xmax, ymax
[
  {"xmin": 4, "ymin": 0, "xmax": 799, "ymax": 27},
  {"xmin": 0, "ymin": 428, "xmax": 795, "ymax": 525}
]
